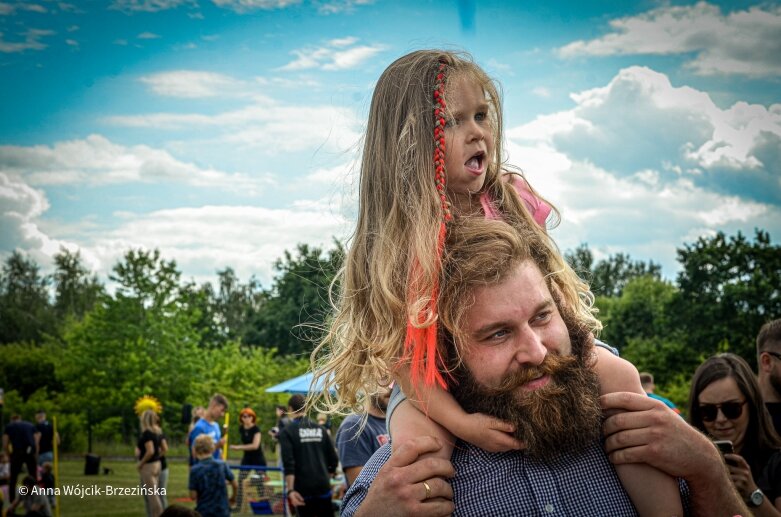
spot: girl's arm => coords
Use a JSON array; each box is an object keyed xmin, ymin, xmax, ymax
[
  {"xmin": 594, "ymin": 347, "xmax": 684, "ymax": 516},
  {"xmin": 391, "ymin": 366, "xmax": 521, "ymax": 454}
]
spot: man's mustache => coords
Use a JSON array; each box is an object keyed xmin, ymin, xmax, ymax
[{"xmin": 474, "ymin": 352, "xmax": 578, "ymax": 397}]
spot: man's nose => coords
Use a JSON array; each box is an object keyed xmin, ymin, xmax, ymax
[{"xmin": 514, "ymin": 327, "xmax": 547, "ymax": 366}]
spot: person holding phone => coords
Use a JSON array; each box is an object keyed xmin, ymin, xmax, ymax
[{"xmin": 689, "ymin": 353, "xmax": 781, "ymax": 515}]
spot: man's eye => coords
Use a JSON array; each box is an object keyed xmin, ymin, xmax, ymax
[
  {"xmin": 534, "ymin": 311, "xmax": 552, "ymax": 324},
  {"xmin": 489, "ymin": 329, "xmax": 509, "ymax": 340}
]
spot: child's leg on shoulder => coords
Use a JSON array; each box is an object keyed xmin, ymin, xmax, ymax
[{"xmin": 592, "ymin": 345, "xmax": 683, "ymax": 516}]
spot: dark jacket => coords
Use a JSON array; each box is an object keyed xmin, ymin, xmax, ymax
[{"xmin": 279, "ymin": 416, "xmax": 338, "ymax": 497}]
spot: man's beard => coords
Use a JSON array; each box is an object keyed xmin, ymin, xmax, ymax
[{"xmin": 450, "ymin": 313, "xmax": 602, "ymax": 460}]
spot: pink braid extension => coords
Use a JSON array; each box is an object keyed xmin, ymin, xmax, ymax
[{"xmin": 403, "ymin": 61, "xmax": 451, "ymax": 391}]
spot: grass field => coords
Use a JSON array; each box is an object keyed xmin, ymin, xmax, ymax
[
  {"xmin": 35, "ymin": 456, "xmax": 286, "ymax": 517},
  {"xmin": 56, "ymin": 457, "xmax": 194, "ymax": 516}
]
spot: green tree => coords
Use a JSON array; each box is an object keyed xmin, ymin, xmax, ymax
[
  {"xmin": 52, "ymin": 247, "xmax": 103, "ymax": 323},
  {"xmin": 671, "ymin": 229, "xmax": 781, "ymax": 368},
  {"xmin": 56, "ymin": 249, "xmax": 201, "ymax": 437},
  {"xmin": 246, "ymin": 241, "xmax": 343, "ymax": 356},
  {"xmin": 566, "ymin": 244, "xmax": 661, "ymax": 297},
  {"xmin": 214, "ymin": 268, "xmax": 265, "ymax": 343},
  {"xmin": 0, "ymin": 342, "xmax": 63, "ymax": 400},
  {"xmin": 598, "ymin": 275, "xmax": 678, "ymax": 351},
  {"xmin": 0, "ymin": 251, "xmax": 55, "ymax": 344}
]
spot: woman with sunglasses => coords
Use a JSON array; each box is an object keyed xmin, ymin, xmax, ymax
[{"xmin": 689, "ymin": 353, "xmax": 781, "ymax": 515}]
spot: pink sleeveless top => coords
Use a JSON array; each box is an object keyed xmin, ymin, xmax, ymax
[{"xmin": 480, "ymin": 174, "xmax": 551, "ymax": 227}]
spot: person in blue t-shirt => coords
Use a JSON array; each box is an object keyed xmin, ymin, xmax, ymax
[
  {"xmin": 189, "ymin": 394, "xmax": 229, "ymax": 465},
  {"xmin": 189, "ymin": 434, "xmax": 237, "ymax": 517},
  {"xmin": 639, "ymin": 372, "xmax": 681, "ymax": 414}
]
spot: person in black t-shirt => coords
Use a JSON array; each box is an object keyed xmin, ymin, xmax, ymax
[
  {"xmin": 136, "ymin": 410, "xmax": 164, "ymax": 517},
  {"xmin": 34, "ymin": 411, "xmax": 57, "ymax": 467},
  {"xmin": 2, "ymin": 415, "xmax": 37, "ymax": 504},
  {"xmin": 230, "ymin": 407, "xmax": 266, "ymax": 510}
]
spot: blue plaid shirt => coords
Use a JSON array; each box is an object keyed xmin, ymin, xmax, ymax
[{"xmin": 342, "ymin": 439, "xmax": 690, "ymax": 516}]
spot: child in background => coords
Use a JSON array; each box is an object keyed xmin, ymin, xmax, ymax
[
  {"xmin": 313, "ymin": 49, "xmax": 682, "ymax": 516},
  {"xmin": 39, "ymin": 461, "xmax": 55, "ymax": 509},
  {"xmin": 189, "ymin": 435, "xmax": 237, "ymax": 517}
]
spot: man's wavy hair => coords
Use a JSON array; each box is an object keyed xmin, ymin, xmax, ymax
[
  {"xmin": 310, "ymin": 50, "xmax": 598, "ymax": 415},
  {"xmin": 438, "ymin": 218, "xmax": 594, "ymax": 368}
]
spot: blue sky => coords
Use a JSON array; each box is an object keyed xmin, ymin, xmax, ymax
[{"xmin": 1, "ymin": 0, "xmax": 779, "ymax": 289}]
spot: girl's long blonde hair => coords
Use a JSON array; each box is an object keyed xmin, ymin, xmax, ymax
[{"xmin": 311, "ymin": 49, "xmax": 599, "ymax": 414}]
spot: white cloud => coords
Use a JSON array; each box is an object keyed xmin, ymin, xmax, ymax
[
  {"xmin": 0, "ymin": 172, "xmax": 76, "ymax": 267},
  {"xmin": 0, "ymin": 29, "xmax": 55, "ymax": 53},
  {"xmin": 279, "ymin": 37, "xmax": 384, "ymax": 71},
  {"xmin": 0, "ymin": 3, "xmax": 47, "ymax": 15},
  {"xmin": 140, "ymin": 70, "xmax": 250, "ymax": 98},
  {"xmin": 510, "ymin": 66, "xmax": 781, "ymax": 204},
  {"xmin": 106, "ymin": 99, "xmax": 362, "ymax": 154},
  {"xmin": 110, "ymin": 0, "xmax": 196, "ymax": 13},
  {"xmin": 531, "ymin": 86, "xmax": 551, "ymax": 98},
  {"xmin": 506, "ymin": 66, "xmax": 781, "ymax": 276},
  {"xmin": 76, "ymin": 205, "xmax": 347, "ymax": 289},
  {"xmin": 65, "ymin": 39, "xmax": 78, "ymax": 47},
  {"xmin": 316, "ymin": 0, "xmax": 373, "ymax": 15},
  {"xmin": 0, "ymin": 134, "xmax": 275, "ymax": 194},
  {"xmin": 558, "ymin": 2, "xmax": 781, "ymax": 77},
  {"xmin": 0, "ymin": 171, "xmax": 349, "ymax": 287},
  {"xmin": 211, "ymin": 0, "xmax": 302, "ymax": 12},
  {"xmin": 137, "ymin": 32, "xmax": 161, "ymax": 39}
]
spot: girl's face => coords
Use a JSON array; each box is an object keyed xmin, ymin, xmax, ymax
[
  {"xmin": 443, "ymin": 75, "xmax": 495, "ymax": 208},
  {"xmin": 698, "ymin": 375, "xmax": 750, "ymax": 453}
]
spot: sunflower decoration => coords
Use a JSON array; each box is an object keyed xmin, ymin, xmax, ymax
[{"xmin": 134, "ymin": 395, "xmax": 163, "ymax": 416}]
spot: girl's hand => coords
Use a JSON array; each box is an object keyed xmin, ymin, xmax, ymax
[
  {"xmin": 454, "ymin": 412, "xmax": 524, "ymax": 452},
  {"xmin": 724, "ymin": 453, "xmax": 756, "ymax": 498}
]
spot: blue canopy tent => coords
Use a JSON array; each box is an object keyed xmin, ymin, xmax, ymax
[{"xmin": 265, "ymin": 372, "xmax": 333, "ymax": 395}]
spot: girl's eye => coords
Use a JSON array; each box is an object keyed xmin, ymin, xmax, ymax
[
  {"xmin": 475, "ymin": 112, "xmax": 487, "ymax": 122},
  {"xmin": 444, "ymin": 118, "xmax": 457, "ymax": 128}
]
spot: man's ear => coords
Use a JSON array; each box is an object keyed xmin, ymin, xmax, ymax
[{"xmin": 760, "ymin": 352, "xmax": 773, "ymax": 373}]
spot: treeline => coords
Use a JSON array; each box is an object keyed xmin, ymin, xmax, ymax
[
  {"xmin": 0, "ymin": 243, "xmax": 342, "ymax": 451},
  {"xmin": 0, "ymin": 229, "xmax": 779, "ymax": 450},
  {"xmin": 569, "ymin": 229, "xmax": 781, "ymax": 406}
]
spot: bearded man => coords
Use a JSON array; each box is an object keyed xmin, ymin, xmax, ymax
[{"xmin": 340, "ymin": 217, "xmax": 746, "ymax": 517}]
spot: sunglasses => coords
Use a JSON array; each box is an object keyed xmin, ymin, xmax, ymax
[{"xmin": 699, "ymin": 400, "xmax": 747, "ymax": 422}]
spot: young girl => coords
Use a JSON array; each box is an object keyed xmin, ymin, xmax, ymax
[{"xmin": 313, "ymin": 50, "xmax": 682, "ymax": 516}]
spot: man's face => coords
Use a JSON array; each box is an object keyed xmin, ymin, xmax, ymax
[
  {"xmin": 765, "ymin": 346, "xmax": 781, "ymax": 397},
  {"xmin": 36, "ymin": 413, "xmax": 45, "ymax": 423},
  {"xmin": 460, "ymin": 260, "xmax": 571, "ymax": 388},
  {"xmin": 451, "ymin": 260, "xmax": 602, "ymax": 459},
  {"xmin": 210, "ymin": 403, "xmax": 227, "ymax": 420},
  {"xmin": 371, "ymin": 386, "xmax": 392, "ymax": 413}
]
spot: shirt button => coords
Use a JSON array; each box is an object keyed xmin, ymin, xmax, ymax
[{"xmin": 544, "ymin": 503, "xmax": 555, "ymax": 513}]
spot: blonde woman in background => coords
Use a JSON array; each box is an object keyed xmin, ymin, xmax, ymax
[{"xmin": 136, "ymin": 409, "xmax": 165, "ymax": 517}]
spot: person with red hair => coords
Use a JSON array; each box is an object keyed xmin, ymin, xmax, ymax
[{"xmin": 230, "ymin": 407, "xmax": 266, "ymax": 511}]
